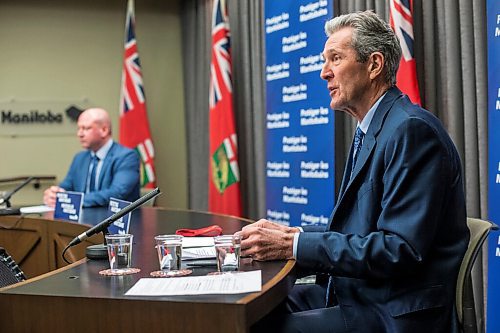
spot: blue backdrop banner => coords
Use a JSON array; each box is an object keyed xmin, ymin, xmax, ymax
[
  {"xmin": 264, "ymin": 0, "xmax": 334, "ymax": 227},
  {"xmin": 487, "ymin": 1, "xmax": 500, "ymax": 332}
]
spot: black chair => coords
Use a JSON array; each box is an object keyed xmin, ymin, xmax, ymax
[
  {"xmin": 456, "ymin": 218, "xmax": 498, "ymax": 333},
  {"xmin": 0, "ymin": 247, "xmax": 26, "ymax": 288}
]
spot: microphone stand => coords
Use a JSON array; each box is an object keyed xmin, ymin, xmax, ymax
[
  {"xmin": 85, "ymin": 233, "xmax": 111, "ymax": 260},
  {"xmin": 63, "ymin": 187, "xmax": 161, "ymax": 261},
  {"xmin": 0, "ymin": 177, "xmax": 35, "ymax": 208}
]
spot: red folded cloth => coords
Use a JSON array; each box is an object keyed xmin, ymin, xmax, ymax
[{"xmin": 175, "ymin": 225, "xmax": 223, "ymax": 237}]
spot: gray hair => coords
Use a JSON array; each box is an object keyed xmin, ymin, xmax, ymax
[{"xmin": 325, "ymin": 11, "xmax": 402, "ymax": 86}]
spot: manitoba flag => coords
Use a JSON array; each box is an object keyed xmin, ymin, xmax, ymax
[
  {"xmin": 119, "ymin": 0, "xmax": 156, "ymax": 188},
  {"xmin": 389, "ymin": 0, "xmax": 422, "ymax": 105},
  {"xmin": 208, "ymin": 0, "xmax": 242, "ymax": 216}
]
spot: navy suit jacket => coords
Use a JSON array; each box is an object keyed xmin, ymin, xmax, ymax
[
  {"xmin": 297, "ymin": 87, "xmax": 469, "ymax": 332},
  {"xmin": 59, "ymin": 142, "xmax": 140, "ymax": 207}
]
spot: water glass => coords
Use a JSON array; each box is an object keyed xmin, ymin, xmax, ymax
[
  {"xmin": 214, "ymin": 235, "xmax": 241, "ymax": 272},
  {"xmin": 105, "ymin": 234, "xmax": 133, "ymax": 273},
  {"xmin": 155, "ymin": 235, "xmax": 183, "ymax": 271}
]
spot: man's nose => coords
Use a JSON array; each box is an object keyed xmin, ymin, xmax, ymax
[{"xmin": 320, "ymin": 63, "xmax": 332, "ymax": 80}]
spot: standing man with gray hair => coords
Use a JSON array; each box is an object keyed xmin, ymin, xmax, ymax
[
  {"xmin": 43, "ymin": 108, "xmax": 140, "ymax": 207},
  {"xmin": 238, "ymin": 11, "xmax": 469, "ymax": 332}
]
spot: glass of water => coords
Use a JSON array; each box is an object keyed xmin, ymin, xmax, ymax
[
  {"xmin": 155, "ymin": 235, "xmax": 183, "ymax": 271},
  {"xmin": 105, "ymin": 234, "xmax": 133, "ymax": 273},
  {"xmin": 214, "ymin": 235, "xmax": 241, "ymax": 272}
]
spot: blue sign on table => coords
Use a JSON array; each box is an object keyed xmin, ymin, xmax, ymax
[
  {"xmin": 107, "ymin": 197, "xmax": 132, "ymax": 235},
  {"xmin": 54, "ymin": 191, "xmax": 84, "ymax": 222},
  {"xmin": 487, "ymin": 1, "xmax": 500, "ymax": 332},
  {"xmin": 264, "ymin": 0, "xmax": 334, "ymax": 227}
]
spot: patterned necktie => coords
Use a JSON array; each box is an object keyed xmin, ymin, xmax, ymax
[
  {"xmin": 351, "ymin": 127, "xmax": 365, "ymax": 177},
  {"xmin": 88, "ymin": 155, "xmax": 99, "ymax": 193}
]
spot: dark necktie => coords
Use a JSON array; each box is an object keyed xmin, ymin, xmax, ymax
[
  {"xmin": 88, "ymin": 155, "xmax": 99, "ymax": 193},
  {"xmin": 351, "ymin": 126, "xmax": 365, "ymax": 177},
  {"xmin": 325, "ymin": 127, "xmax": 365, "ymax": 306}
]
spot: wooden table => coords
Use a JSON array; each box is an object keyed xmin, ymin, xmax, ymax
[{"xmin": 0, "ymin": 207, "xmax": 296, "ymax": 332}]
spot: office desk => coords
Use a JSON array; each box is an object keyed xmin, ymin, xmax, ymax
[{"xmin": 0, "ymin": 208, "xmax": 296, "ymax": 332}]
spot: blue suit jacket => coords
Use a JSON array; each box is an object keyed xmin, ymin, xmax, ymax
[
  {"xmin": 59, "ymin": 142, "xmax": 140, "ymax": 207},
  {"xmin": 297, "ymin": 88, "xmax": 469, "ymax": 332}
]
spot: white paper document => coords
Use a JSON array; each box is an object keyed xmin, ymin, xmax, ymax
[
  {"xmin": 20, "ymin": 205, "xmax": 54, "ymax": 214},
  {"xmin": 182, "ymin": 246, "xmax": 216, "ymax": 260},
  {"xmin": 125, "ymin": 270, "xmax": 262, "ymax": 296},
  {"xmin": 182, "ymin": 237, "xmax": 214, "ymax": 248}
]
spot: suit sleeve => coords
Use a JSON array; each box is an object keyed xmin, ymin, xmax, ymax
[
  {"xmin": 82, "ymin": 149, "xmax": 140, "ymax": 207},
  {"xmin": 297, "ymin": 117, "xmax": 455, "ymax": 279},
  {"xmin": 59, "ymin": 155, "xmax": 79, "ymax": 191},
  {"xmin": 302, "ymin": 225, "xmax": 326, "ymax": 232}
]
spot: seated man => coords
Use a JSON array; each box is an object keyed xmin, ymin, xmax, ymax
[
  {"xmin": 238, "ymin": 11, "xmax": 469, "ymax": 333},
  {"xmin": 44, "ymin": 108, "xmax": 140, "ymax": 207}
]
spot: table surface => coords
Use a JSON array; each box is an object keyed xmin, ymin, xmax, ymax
[{"xmin": 0, "ymin": 207, "xmax": 296, "ymax": 332}]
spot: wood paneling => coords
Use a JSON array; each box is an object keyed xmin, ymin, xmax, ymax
[{"xmin": 0, "ymin": 215, "xmax": 102, "ymax": 278}]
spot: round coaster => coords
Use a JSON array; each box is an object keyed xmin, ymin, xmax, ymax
[
  {"xmin": 150, "ymin": 269, "xmax": 193, "ymax": 278},
  {"xmin": 99, "ymin": 268, "xmax": 141, "ymax": 276}
]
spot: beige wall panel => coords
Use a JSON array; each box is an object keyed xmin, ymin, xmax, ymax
[{"xmin": 0, "ymin": 0, "xmax": 187, "ymax": 208}]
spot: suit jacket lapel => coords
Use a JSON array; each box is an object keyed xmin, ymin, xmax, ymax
[
  {"xmin": 337, "ymin": 143, "xmax": 354, "ymax": 201},
  {"xmin": 327, "ymin": 87, "xmax": 403, "ymax": 229}
]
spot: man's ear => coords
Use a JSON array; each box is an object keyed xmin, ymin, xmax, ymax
[
  {"xmin": 100, "ymin": 125, "xmax": 111, "ymax": 138},
  {"xmin": 368, "ymin": 52, "xmax": 385, "ymax": 80}
]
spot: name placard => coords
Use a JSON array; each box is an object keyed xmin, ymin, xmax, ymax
[
  {"xmin": 106, "ymin": 197, "xmax": 132, "ymax": 235},
  {"xmin": 54, "ymin": 191, "xmax": 84, "ymax": 222}
]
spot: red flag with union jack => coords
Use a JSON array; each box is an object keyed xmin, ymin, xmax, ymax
[
  {"xmin": 389, "ymin": 0, "xmax": 422, "ymax": 105},
  {"xmin": 119, "ymin": 0, "xmax": 156, "ymax": 188},
  {"xmin": 208, "ymin": 0, "xmax": 242, "ymax": 216}
]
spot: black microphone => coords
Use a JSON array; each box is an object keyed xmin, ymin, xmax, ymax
[
  {"xmin": 67, "ymin": 187, "xmax": 161, "ymax": 248},
  {"xmin": 0, "ymin": 177, "xmax": 35, "ymax": 208}
]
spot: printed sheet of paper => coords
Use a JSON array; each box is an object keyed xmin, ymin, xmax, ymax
[
  {"xmin": 182, "ymin": 237, "xmax": 214, "ymax": 248},
  {"xmin": 20, "ymin": 205, "xmax": 54, "ymax": 214},
  {"xmin": 182, "ymin": 246, "xmax": 216, "ymax": 260},
  {"xmin": 125, "ymin": 270, "xmax": 262, "ymax": 296}
]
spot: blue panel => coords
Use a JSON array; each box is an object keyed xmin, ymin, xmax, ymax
[
  {"xmin": 264, "ymin": 0, "xmax": 334, "ymax": 227},
  {"xmin": 487, "ymin": 1, "xmax": 500, "ymax": 332}
]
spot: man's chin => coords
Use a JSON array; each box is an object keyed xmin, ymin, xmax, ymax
[
  {"xmin": 330, "ymin": 101, "xmax": 342, "ymax": 110},
  {"xmin": 330, "ymin": 98, "xmax": 347, "ymax": 111}
]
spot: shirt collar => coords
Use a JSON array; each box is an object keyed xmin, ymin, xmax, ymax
[
  {"xmin": 357, "ymin": 92, "xmax": 387, "ymax": 134},
  {"xmin": 92, "ymin": 139, "xmax": 113, "ymax": 160}
]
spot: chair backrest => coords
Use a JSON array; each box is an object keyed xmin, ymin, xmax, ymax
[
  {"xmin": 0, "ymin": 247, "xmax": 26, "ymax": 288},
  {"xmin": 456, "ymin": 218, "xmax": 497, "ymax": 333}
]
